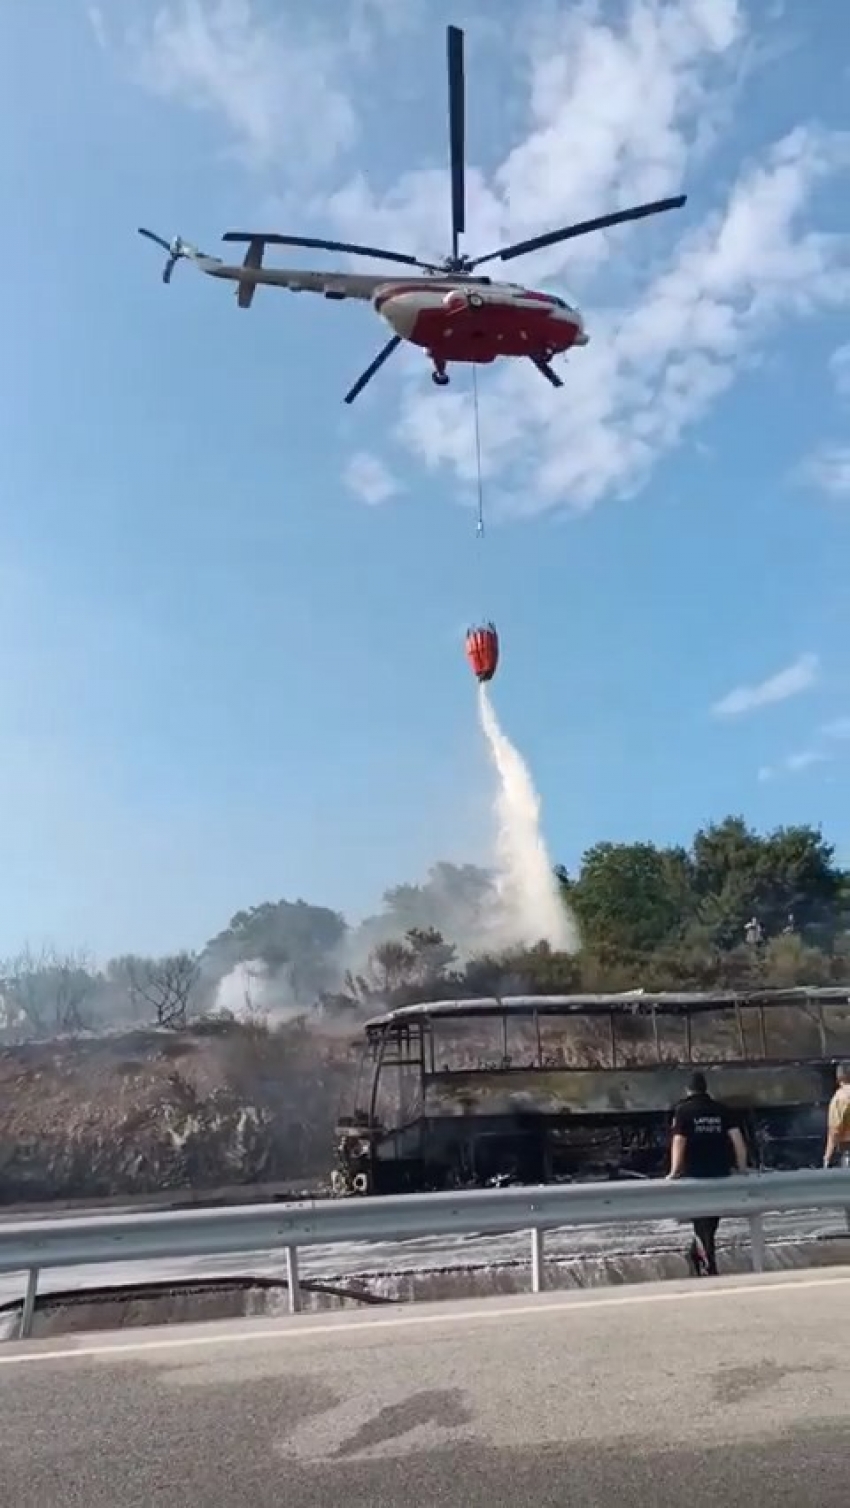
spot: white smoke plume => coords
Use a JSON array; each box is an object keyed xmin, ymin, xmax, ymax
[
  {"xmin": 213, "ymin": 959, "xmax": 305, "ymax": 1025},
  {"xmin": 478, "ymin": 685, "xmax": 580, "ymax": 955}
]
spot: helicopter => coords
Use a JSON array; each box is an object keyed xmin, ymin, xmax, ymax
[{"xmin": 139, "ymin": 25, "xmax": 687, "ymax": 405}]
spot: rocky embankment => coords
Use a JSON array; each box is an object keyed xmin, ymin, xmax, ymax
[{"xmin": 0, "ymin": 1018, "xmax": 356, "ymax": 1205}]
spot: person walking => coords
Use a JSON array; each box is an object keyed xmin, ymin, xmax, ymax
[
  {"xmin": 667, "ymin": 1071, "xmax": 748, "ymax": 1277},
  {"xmin": 823, "ymin": 1063, "xmax": 850, "ymax": 1168}
]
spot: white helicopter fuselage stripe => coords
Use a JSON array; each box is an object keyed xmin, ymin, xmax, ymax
[{"xmin": 200, "ymin": 260, "xmax": 388, "ymax": 301}]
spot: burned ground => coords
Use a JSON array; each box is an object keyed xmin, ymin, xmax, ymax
[{"xmin": 0, "ymin": 1018, "xmax": 358, "ymax": 1204}]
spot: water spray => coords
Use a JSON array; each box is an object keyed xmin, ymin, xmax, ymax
[{"xmin": 478, "ymin": 685, "xmax": 579, "ymax": 953}]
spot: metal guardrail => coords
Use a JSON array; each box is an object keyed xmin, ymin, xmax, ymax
[{"xmin": 1, "ymin": 1168, "xmax": 849, "ymax": 1340}]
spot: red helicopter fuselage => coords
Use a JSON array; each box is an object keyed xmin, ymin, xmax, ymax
[{"xmin": 373, "ymin": 277, "xmax": 588, "ymax": 366}]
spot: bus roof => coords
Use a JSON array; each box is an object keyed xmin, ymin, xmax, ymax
[{"xmin": 364, "ymin": 987, "xmax": 850, "ymax": 1029}]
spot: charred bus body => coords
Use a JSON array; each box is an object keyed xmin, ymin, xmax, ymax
[{"xmin": 332, "ymin": 989, "xmax": 850, "ymax": 1194}]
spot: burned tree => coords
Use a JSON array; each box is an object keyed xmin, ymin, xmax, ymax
[
  {"xmin": 0, "ymin": 946, "xmax": 94, "ymax": 1039},
  {"xmin": 128, "ymin": 952, "xmax": 199, "ymax": 1029},
  {"xmin": 329, "ymin": 929, "xmax": 461, "ymax": 1016}
]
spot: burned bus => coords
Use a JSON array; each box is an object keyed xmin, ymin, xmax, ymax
[{"xmin": 332, "ymin": 988, "xmax": 850, "ymax": 1194}]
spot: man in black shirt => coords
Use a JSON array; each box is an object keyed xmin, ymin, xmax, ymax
[{"xmin": 667, "ymin": 1071, "xmax": 748, "ymax": 1276}]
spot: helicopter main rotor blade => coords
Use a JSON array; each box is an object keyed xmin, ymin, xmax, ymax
[
  {"xmin": 446, "ymin": 25, "xmax": 466, "ymax": 264},
  {"xmin": 138, "ymin": 227, "xmax": 174, "ymax": 253},
  {"xmin": 470, "ymin": 195, "xmax": 688, "ymax": 268},
  {"xmin": 223, "ymin": 231, "xmax": 437, "ymax": 272},
  {"xmin": 343, "ymin": 335, "xmax": 403, "ymax": 405}
]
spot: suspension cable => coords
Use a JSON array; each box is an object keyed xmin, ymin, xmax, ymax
[{"xmin": 471, "ymin": 364, "xmax": 485, "ymax": 539}]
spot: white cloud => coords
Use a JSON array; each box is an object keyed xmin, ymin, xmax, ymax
[
  {"xmin": 315, "ymin": 1, "xmax": 850, "ymax": 516},
  {"xmin": 785, "ymin": 748, "xmax": 827, "ymax": 772},
  {"xmin": 829, "ymin": 343, "xmax": 850, "ymax": 399},
  {"xmin": 312, "ymin": 4, "xmax": 743, "ymax": 339},
  {"xmin": 391, "ymin": 120, "xmax": 850, "ymax": 515},
  {"xmin": 493, "ymin": 0, "xmax": 744, "ymax": 246},
  {"xmin": 797, "ymin": 348, "xmax": 850, "ymax": 496},
  {"xmin": 759, "ymin": 714, "xmax": 850, "ymax": 779},
  {"xmin": 758, "ymin": 746, "xmax": 828, "ymax": 781},
  {"xmin": 324, "ymin": 0, "xmax": 748, "ymax": 283},
  {"xmin": 86, "ymin": 4, "xmax": 108, "ymax": 50},
  {"xmin": 343, "ymin": 450, "xmax": 402, "ymax": 506},
  {"xmin": 130, "ymin": 0, "xmax": 359, "ymax": 174},
  {"xmin": 119, "ymin": 0, "xmax": 850, "ymax": 518},
  {"xmin": 711, "ymin": 652, "xmax": 819, "ymax": 718},
  {"xmin": 801, "ymin": 443, "xmax": 850, "ymax": 497}
]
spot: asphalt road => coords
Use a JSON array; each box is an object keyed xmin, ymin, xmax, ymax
[{"xmin": 2, "ymin": 1269, "xmax": 849, "ymax": 1507}]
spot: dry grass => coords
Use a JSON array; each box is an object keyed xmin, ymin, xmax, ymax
[{"xmin": 0, "ymin": 1020, "xmax": 358, "ymax": 1204}]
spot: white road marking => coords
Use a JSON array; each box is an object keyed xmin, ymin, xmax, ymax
[{"xmin": 0, "ymin": 1269, "xmax": 848, "ymax": 1368}]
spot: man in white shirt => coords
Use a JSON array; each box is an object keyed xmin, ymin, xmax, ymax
[{"xmin": 823, "ymin": 1063, "xmax": 850, "ymax": 1168}]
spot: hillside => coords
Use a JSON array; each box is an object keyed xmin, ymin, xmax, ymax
[
  {"xmin": 4, "ymin": 815, "xmax": 850, "ymax": 1204},
  {"xmin": 0, "ymin": 1019, "xmax": 357, "ymax": 1205}
]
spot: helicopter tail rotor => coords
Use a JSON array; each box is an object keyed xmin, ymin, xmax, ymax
[{"xmin": 138, "ymin": 228, "xmax": 192, "ymax": 284}]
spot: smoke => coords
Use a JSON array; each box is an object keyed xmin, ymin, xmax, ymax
[
  {"xmin": 212, "ymin": 959, "xmax": 305, "ymax": 1026},
  {"xmin": 342, "ymin": 862, "xmax": 498, "ymax": 975},
  {"xmin": 478, "ymin": 685, "xmax": 580, "ymax": 954},
  {"xmin": 220, "ymin": 686, "xmax": 580, "ymax": 999},
  {"xmin": 338, "ymin": 687, "xmax": 580, "ymax": 974}
]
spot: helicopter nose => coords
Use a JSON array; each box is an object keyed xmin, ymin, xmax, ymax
[
  {"xmin": 375, "ymin": 289, "xmax": 418, "ymax": 339},
  {"xmin": 562, "ymin": 305, "xmax": 588, "ymax": 345}
]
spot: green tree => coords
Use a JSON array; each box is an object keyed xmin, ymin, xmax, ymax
[
  {"xmin": 203, "ymin": 899, "xmax": 346, "ymax": 1002},
  {"xmin": 405, "ymin": 927, "xmax": 458, "ymax": 985},
  {"xmin": 356, "ymin": 863, "xmax": 496, "ymax": 956},
  {"xmin": 568, "ymin": 841, "xmax": 693, "ymax": 954},
  {"xmin": 689, "ymin": 817, "xmax": 842, "ymax": 948}
]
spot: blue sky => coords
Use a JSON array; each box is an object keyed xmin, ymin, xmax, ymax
[{"xmin": 1, "ymin": 0, "xmax": 849, "ymax": 958}]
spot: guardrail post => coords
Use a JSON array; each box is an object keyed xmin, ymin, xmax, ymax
[
  {"xmin": 748, "ymin": 1214, "xmax": 766, "ymax": 1273},
  {"xmin": 531, "ymin": 1228, "xmax": 545, "ymax": 1293},
  {"xmin": 285, "ymin": 1245, "xmax": 302, "ymax": 1314},
  {"xmin": 19, "ymin": 1266, "xmax": 39, "ymax": 1340}
]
